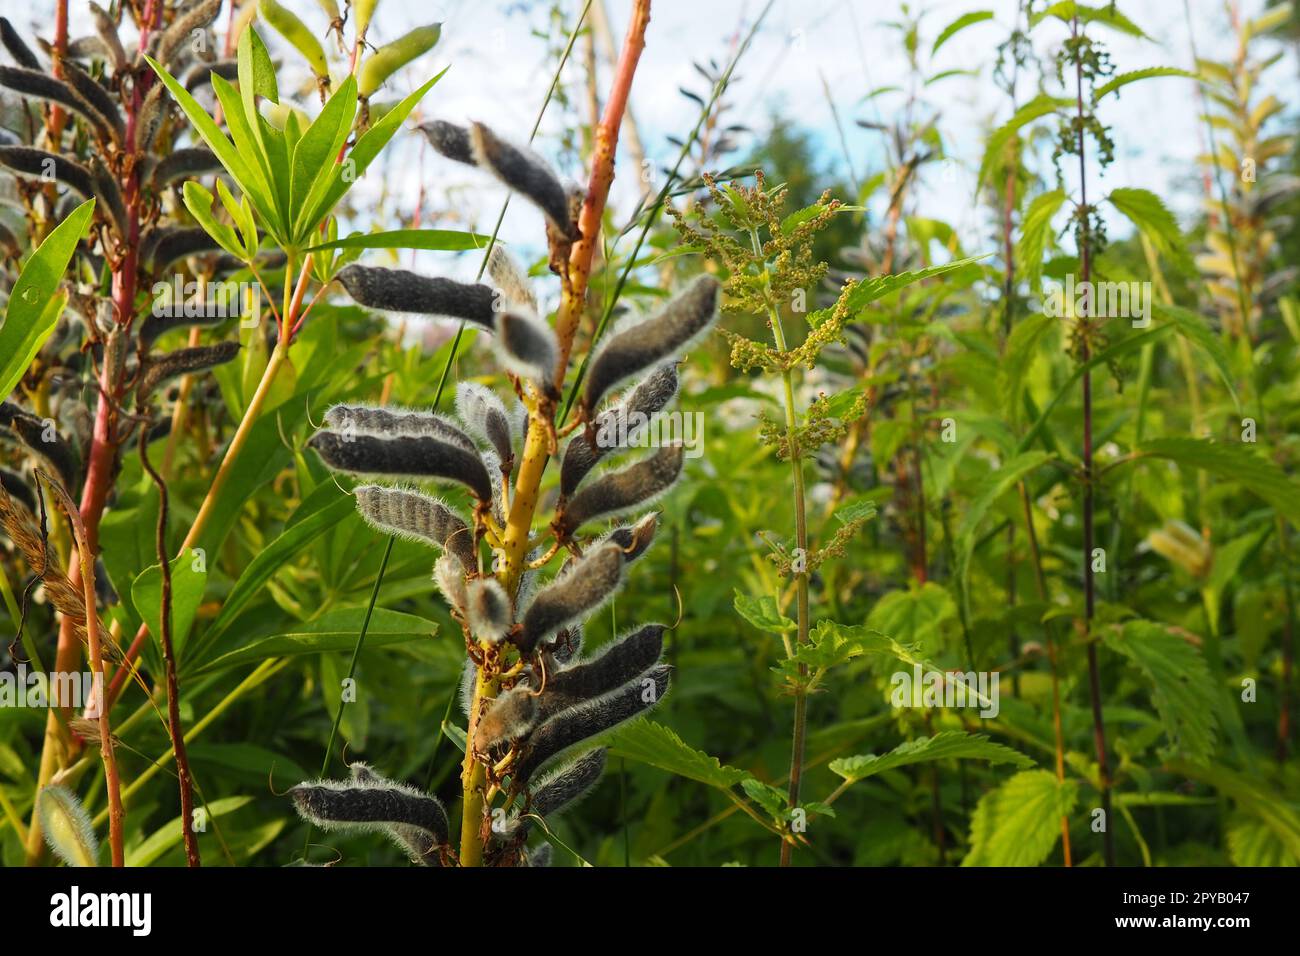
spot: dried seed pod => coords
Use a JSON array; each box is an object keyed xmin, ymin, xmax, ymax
[
  {"xmin": 602, "ymin": 512, "xmax": 660, "ymax": 563},
  {"xmin": 259, "ymin": 0, "xmax": 329, "ymax": 76},
  {"xmin": 418, "ymin": 118, "xmax": 474, "ymax": 165},
  {"xmin": 487, "ymin": 244, "xmax": 537, "ymax": 313},
  {"xmin": 0, "ymin": 468, "xmax": 35, "ymax": 514},
  {"xmin": 513, "ymin": 665, "xmax": 671, "ymax": 785},
  {"xmin": 582, "ymin": 276, "xmax": 719, "ymax": 418},
  {"xmin": 0, "ymin": 17, "xmax": 41, "ymax": 69},
  {"xmin": 0, "ymin": 67, "xmax": 115, "ymax": 142},
  {"xmin": 61, "ymin": 60, "xmax": 123, "ymax": 140},
  {"xmin": 517, "ymin": 541, "xmax": 624, "ymax": 653},
  {"xmin": 555, "ymin": 444, "xmax": 684, "ymax": 538},
  {"xmin": 323, "ymin": 404, "xmax": 476, "ymax": 453},
  {"xmin": 0, "ymin": 146, "xmax": 94, "ymax": 199},
  {"xmin": 150, "ymin": 147, "xmax": 220, "ymax": 187},
  {"xmin": 307, "ymin": 431, "xmax": 493, "ymax": 503},
  {"xmin": 455, "ymin": 381, "xmax": 515, "ymax": 466},
  {"xmin": 156, "ymin": 0, "xmax": 222, "ymax": 69},
  {"xmin": 336, "ymin": 264, "xmax": 497, "ymax": 329},
  {"xmin": 470, "ymin": 122, "xmax": 579, "ymax": 239},
  {"xmin": 289, "ymin": 763, "xmax": 449, "ymax": 865},
  {"xmin": 434, "ymin": 553, "xmax": 469, "ymax": 613},
  {"xmin": 143, "ymin": 225, "xmax": 223, "ymax": 270},
  {"xmin": 353, "ymin": 485, "xmax": 476, "ymax": 572},
  {"xmin": 494, "ymin": 309, "xmax": 558, "ymax": 387},
  {"xmin": 0, "ymin": 402, "xmax": 79, "ymax": 491},
  {"xmin": 358, "ymin": 23, "xmax": 441, "ymax": 97},
  {"xmin": 136, "ymin": 341, "xmax": 240, "ymax": 398},
  {"xmin": 88, "ymin": 3, "xmax": 127, "ymax": 71},
  {"xmin": 135, "ymin": 81, "xmax": 168, "ymax": 153},
  {"xmin": 526, "ymin": 747, "xmax": 606, "ymax": 818},
  {"xmin": 560, "ymin": 363, "xmax": 679, "ymax": 496},
  {"xmin": 466, "ymin": 577, "xmax": 512, "ymax": 644},
  {"xmin": 36, "ymin": 785, "xmax": 99, "ymax": 868}
]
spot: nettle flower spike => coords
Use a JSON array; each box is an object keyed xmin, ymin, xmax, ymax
[{"xmin": 290, "ymin": 763, "xmax": 450, "ymax": 866}]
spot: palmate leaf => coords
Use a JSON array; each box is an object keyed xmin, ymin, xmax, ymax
[
  {"xmin": 963, "ymin": 770, "xmax": 1077, "ymax": 866},
  {"xmin": 606, "ymin": 719, "xmax": 751, "ymax": 790},
  {"xmin": 289, "ymin": 74, "xmax": 357, "ymax": 215},
  {"xmin": 1134, "ymin": 437, "xmax": 1300, "ymax": 524},
  {"xmin": 830, "ymin": 731, "xmax": 1033, "ymax": 783},
  {"xmin": 1104, "ymin": 621, "xmax": 1218, "ymax": 762}
]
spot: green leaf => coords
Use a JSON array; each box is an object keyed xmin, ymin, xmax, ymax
[
  {"xmin": 606, "ymin": 719, "xmax": 753, "ymax": 790},
  {"xmin": 932, "ymin": 11, "xmax": 994, "ymax": 55},
  {"xmin": 0, "ymin": 198, "xmax": 94, "ymax": 399},
  {"xmin": 1104, "ymin": 621, "xmax": 1218, "ymax": 761},
  {"xmin": 191, "ymin": 608, "xmax": 435, "ymax": 675},
  {"xmin": 306, "ymin": 228, "xmax": 494, "ymax": 253},
  {"xmin": 290, "ymin": 75, "xmax": 358, "ymax": 229},
  {"xmin": 733, "ymin": 589, "xmax": 796, "ymax": 635},
  {"xmin": 1228, "ymin": 817, "xmax": 1300, "ymax": 867},
  {"xmin": 1107, "ymin": 187, "xmax": 1195, "ymax": 276},
  {"xmin": 182, "ymin": 181, "xmax": 246, "ymax": 259},
  {"xmin": 865, "ymin": 582, "xmax": 955, "ymax": 654},
  {"xmin": 1152, "ymin": 304, "xmax": 1239, "ymax": 410},
  {"xmin": 1015, "ymin": 189, "xmax": 1067, "ymax": 292},
  {"xmin": 843, "ymin": 255, "xmax": 990, "ymax": 313},
  {"xmin": 210, "ymin": 73, "xmax": 285, "ymax": 232},
  {"xmin": 131, "ymin": 551, "xmax": 208, "ymax": 662},
  {"xmin": 1167, "ymin": 760, "xmax": 1300, "ymax": 860},
  {"xmin": 1093, "ymin": 67, "xmax": 1197, "ymax": 101},
  {"xmin": 740, "ymin": 778, "xmax": 789, "ymax": 819},
  {"xmin": 126, "ymin": 796, "xmax": 252, "ymax": 867},
  {"xmin": 998, "ymin": 311, "xmax": 1057, "ymax": 421},
  {"xmin": 830, "ymin": 731, "xmax": 1033, "ymax": 782},
  {"xmin": 1031, "ymin": 1, "xmax": 1148, "ymax": 38},
  {"xmin": 1136, "ymin": 437, "xmax": 1300, "ymax": 524},
  {"xmin": 977, "ymin": 95, "xmax": 1069, "ymax": 190},
  {"xmin": 962, "ymin": 770, "xmax": 1077, "ymax": 866}
]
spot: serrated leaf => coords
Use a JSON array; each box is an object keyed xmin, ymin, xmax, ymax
[
  {"xmin": 1136, "ymin": 437, "xmax": 1300, "ymax": 524},
  {"xmin": 932, "ymin": 10, "xmax": 994, "ymax": 55},
  {"xmin": 1031, "ymin": 1, "xmax": 1148, "ymax": 38},
  {"xmin": 1015, "ymin": 189, "xmax": 1067, "ymax": 292},
  {"xmin": 865, "ymin": 582, "xmax": 955, "ymax": 655},
  {"xmin": 977, "ymin": 95, "xmax": 1068, "ymax": 190},
  {"xmin": 1108, "ymin": 187, "xmax": 1195, "ymax": 276},
  {"xmin": 962, "ymin": 769, "xmax": 1077, "ymax": 866},
  {"xmin": 606, "ymin": 719, "xmax": 752, "ymax": 790},
  {"xmin": 830, "ymin": 731, "xmax": 1033, "ymax": 782},
  {"xmin": 734, "ymin": 589, "xmax": 796, "ymax": 634},
  {"xmin": 1093, "ymin": 67, "xmax": 1197, "ymax": 101},
  {"xmin": 1151, "ymin": 303, "xmax": 1239, "ymax": 410}
]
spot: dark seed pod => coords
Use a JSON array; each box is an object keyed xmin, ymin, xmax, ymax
[
  {"xmin": 337, "ymin": 264, "xmax": 497, "ymax": 329},
  {"xmin": 418, "ymin": 118, "xmax": 474, "ymax": 165},
  {"xmin": 354, "ymin": 485, "xmax": 476, "ymax": 572},
  {"xmin": 513, "ymin": 665, "xmax": 670, "ymax": 785},
  {"xmin": 88, "ymin": 3, "xmax": 127, "ymax": 71},
  {"xmin": 150, "ymin": 147, "xmax": 220, "ymax": 187},
  {"xmin": 474, "ymin": 687, "xmax": 536, "ymax": 752},
  {"xmin": 555, "ymin": 444, "xmax": 684, "ymax": 538},
  {"xmin": 487, "ymin": 244, "xmax": 536, "ymax": 313},
  {"xmin": 455, "ymin": 382, "xmax": 515, "ymax": 466},
  {"xmin": 155, "ymin": 0, "xmax": 222, "ymax": 69},
  {"xmin": 307, "ymin": 431, "xmax": 493, "ymax": 503},
  {"xmin": 494, "ymin": 310, "xmax": 558, "ymax": 387},
  {"xmin": 61, "ymin": 60, "xmax": 123, "ymax": 140},
  {"xmin": 136, "ymin": 309, "xmax": 225, "ymax": 349},
  {"xmin": 546, "ymin": 623, "xmax": 583, "ymax": 664},
  {"xmin": 0, "ymin": 146, "xmax": 94, "ymax": 199},
  {"xmin": 183, "ymin": 57, "xmax": 239, "ymax": 92},
  {"xmin": 560, "ymin": 363, "xmax": 679, "ymax": 497},
  {"xmin": 0, "ymin": 18, "xmax": 40, "ymax": 69},
  {"xmin": 136, "ymin": 341, "xmax": 240, "ymax": 397},
  {"xmin": 0, "ymin": 467, "xmax": 36, "ymax": 514},
  {"xmin": 323, "ymin": 404, "xmax": 476, "ymax": 454},
  {"xmin": 525, "ymin": 844, "xmax": 553, "ymax": 867},
  {"xmin": 289, "ymin": 763, "xmax": 449, "ymax": 865},
  {"xmin": 466, "ymin": 578, "xmax": 512, "ymax": 644},
  {"xmin": 470, "ymin": 122, "xmax": 579, "ymax": 240},
  {"xmin": 582, "ymin": 276, "xmax": 719, "ymax": 417},
  {"xmin": 0, "ymin": 67, "xmax": 115, "ymax": 143},
  {"xmin": 136, "ymin": 81, "xmax": 168, "ymax": 153},
  {"xmin": 142, "ymin": 226, "xmax": 223, "ymax": 270},
  {"xmin": 0, "ymin": 402, "xmax": 78, "ymax": 491},
  {"xmin": 89, "ymin": 156, "xmax": 128, "ymax": 236},
  {"xmin": 501, "ymin": 748, "xmax": 606, "ymax": 841},
  {"xmin": 517, "ymin": 541, "xmax": 624, "ymax": 653},
  {"xmin": 602, "ymin": 512, "xmax": 660, "ymax": 563},
  {"xmin": 527, "ymin": 623, "xmax": 665, "ymax": 725}
]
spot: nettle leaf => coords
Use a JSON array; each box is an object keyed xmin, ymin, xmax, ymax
[
  {"xmin": 734, "ymin": 589, "xmax": 796, "ymax": 635},
  {"xmin": 830, "ymin": 731, "xmax": 1033, "ymax": 783},
  {"xmin": 1015, "ymin": 189, "xmax": 1067, "ymax": 292},
  {"xmin": 997, "ymin": 311, "xmax": 1056, "ymax": 421},
  {"xmin": 1031, "ymin": 1, "xmax": 1148, "ymax": 39},
  {"xmin": 1152, "ymin": 304, "xmax": 1239, "ymax": 411},
  {"xmin": 1093, "ymin": 67, "xmax": 1197, "ymax": 102},
  {"xmin": 962, "ymin": 770, "xmax": 1077, "ymax": 867},
  {"xmin": 1167, "ymin": 760, "xmax": 1300, "ymax": 860},
  {"xmin": 842, "ymin": 255, "xmax": 989, "ymax": 313},
  {"xmin": 605, "ymin": 719, "xmax": 751, "ymax": 790},
  {"xmin": 773, "ymin": 621, "xmax": 884, "ymax": 687},
  {"xmin": 931, "ymin": 10, "xmax": 994, "ymax": 55},
  {"xmin": 865, "ymin": 581, "xmax": 955, "ymax": 655},
  {"xmin": 1104, "ymin": 621, "xmax": 1218, "ymax": 762},
  {"xmin": 1228, "ymin": 816, "xmax": 1300, "ymax": 867},
  {"xmin": 977, "ymin": 95, "xmax": 1069, "ymax": 190},
  {"xmin": 1107, "ymin": 187, "xmax": 1195, "ymax": 276},
  {"xmin": 740, "ymin": 778, "xmax": 789, "ymax": 819},
  {"xmin": 1135, "ymin": 438, "xmax": 1300, "ymax": 524}
]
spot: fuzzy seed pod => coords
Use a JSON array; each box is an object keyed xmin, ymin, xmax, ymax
[
  {"xmin": 481, "ymin": 448, "xmax": 506, "ymax": 525},
  {"xmin": 458, "ymin": 660, "xmax": 478, "ymax": 717},
  {"xmin": 487, "ymin": 244, "xmax": 537, "ymax": 313},
  {"xmin": 290, "ymin": 763, "xmax": 449, "ymax": 865},
  {"xmin": 151, "ymin": 147, "xmax": 220, "ymax": 187},
  {"xmin": 88, "ymin": 3, "xmax": 127, "ymax": 71},
  {"xmin": 142, "ymin": 226, "xmax": 223, "ymax": 269},
  {"xmin": 528, "ymin": 747, "xmax": 607, "ymax": 818},
  {"xmin": 353, "ymin": 485, "xmax": 476, "ymax": 572},
  {"xmin": 434, "ymin": 553, "xmax": 469, "ymax": 613},
  {"xmin": 358, "ymin": 23, "xmax": 441, "ymax": 97},
  {"xmin": 494, "ymin": 310, "xmax": 558, "ymax": 387},
  {"xmin": 474, "ymin": 688, "xmax": 535, "ymax": 752},
  {"xmin": 183, "ymin": 57, "xmax": 238, "ymax": 92},
  {"xmin": 0, "ymin": 468, "xmax": 35, "ymax": 514},
  {"xmin": 555, "ymin": 444, "xmax": 684, "ymax": 538},
  {"xmin": 0, "ymin": 146, "xmax": 94, "ymax": 199},
  {"xmin": 582, "ymin": 276, "xmax": 719, "ymax": 417},
  {"xmin": 470, "ymin": 122, "xmax": 579, "ymax": 240},
  {"xmin": 513, "ymin": 665, "xmax": 671, "ymax": 785},
  {"xmin": 418, "ymin": 118, "xmax": 474, "ymax": 165},
  {"xmin": 546, "ymin": 623, "xmax": 583, "ymax": 664},
  {"xmin": 0, "ymin": 17, "xmax": 40, "ymax": 69},
  {"xmin": 517, "ymin": 541, "xmax": 624, "ymax": 653},
  {"xmin": 0, "ymin": 402, "xmax": 79, "ymax": 491},
  {"xmin": 0, "ymin": 67, "xmax": 115, "ymax": 142},
  {"xmin": 308, "ymin": 431, "xmax": 493, "ymax": 502},
  {"xmin": 89, "ymin": 156, "xmax": 128, "ymax": 237},
  {"xmin": 37, "ymin": 785, "xmax": 99, "ymax": 867},
  {"xmin": 259, "ymin": 0, "xmax": 329, "ymax": 76},
  {"xmin": 323, "ymin": 404, "xmax": 476, "ymax": 454},
  {"xmin": 61, "ymin": 60, "xmax": 123, "ymax": 140},
  {"xmin": 336, "ymin": 264, "xmax": 497, "ymax": 328},
  {"xmin": 455, "ymin": 382, "xmax": 515, "ymax": 466},
  {"xmin": 156, "ymin": 0, "xmax": 222, "ymax": 69},
  {"xmin": 136, "ymin": 342, "xmax": 240, "ymax": 398},
  {"xmin": 525, "ymin": 844, "xmax": 553, "ymax": 867},
  {"xmin": 560, "ymin": 363, "xmax": 679, "ymax": 497},
  {"xmin": 466, "ymin": 578, "xmax": 512, "ymax": 644},
  {"xmin": 135, "ymin": 81, "xmax": 168, "ymax": 153},
  {"xmin": 136, "ymin": 311, "xmax": 227, "ymax": 350},
  {"xmin": 603, "ymin": 512, "xmax": 660, "ymax": 563}
]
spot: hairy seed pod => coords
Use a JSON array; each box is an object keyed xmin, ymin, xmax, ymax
[
  {"xmin": 0, "ymin": 468, "xmax": 36, "ymax": 514},
  {"xmin": 88, "ymin": 4, "xmax": 127, "ymax": 71},
  {"xmin": 0, "ymin": 17, "xmax": 41, "ymax": 69},
  {"xmin": 358, "ymin": 23, "xmax": 441, "ymax": 97},
  {"xmin": 336, "ymin": 264, "xmax": 497, "ymax": 328},
  {"xmin": 183, "ymin": 57, "xmax": 238, "ymax": 91},
  {"xmin": 135, "ymin": 81, "xmax": 168, "ymax": 153},
  {"xmin": 136, "ymin": 341, "xmax": 240, "ymax": 398},
  {"xmin": 61, "ymin": 60, "xmax": 123, "ymax": 140},
  {"xmin": 487, "ymin": 244, "xmax": 536, "ymax": 313},
  {"xmin": 546, "ymin": 623, "xmax": 583, "ymax": 664},
  {"xmin": 0, "ymin": 402, "xmax": 79, "ymax": 491},
  {"xmin": 418, "ymin": 118, "xmax": 474, "ymax": 165},
  {"xmin": 494, "ymin": 309, "xmax": 558, "ymax": 387},
  {"xmin": 259, "ymin": 0, "xmax": 329, "ymax": 76},
  {"xmin": 525, "ymin": 623, "xmax": 665, "ymax": 728},
  {"xmin": 470, "ymin": 122, "xmax": 578, "ymax": 239},
  {"xmin": 561, "ymin": 363, "xmax": 679, "ymax": 497},
  {"xmin": 89, "ymin": 156, "xmax": 127, "ymax": 236},
  {"xmin": 556, "ymin": 444, "xmax": 684, "ymax": 538},
  {"xmin": 323, "ymin": 404, "xmax": 476, "ymax": 454},
  {"xmin": 434, "ymin": 554, "xmax": 468, "ymax": 613},
  {"xmin": 458, "ymin": 660, "xmax": 477, "ymax": 717},
  {"xmin": 0, "ymin": 146, "xmax": 94, "ymax": 198},
  {"xmin": 36, "ymin": 785, "xmax": 99, "ymax": 868},
  {"xmin": 603, "ymin": 512, "xmax": 660, "ymax": 563},
  {"xmin": 466, "ymin": 577, "xmax": 512, "ymax": 645},
  {"xmin": 151, "ymin": 147, "xmax": 220, "ymax": 187},
  {"xmin": 517, "ymin": 541, "xmax": 624, "ymax": 654},
  {"xmin": 290, "ymin": 764, "xmax": 449, "ymax": 865},
  {"xmin": 582, "ymin": 276, "xmax": 719, "ymax": 417},
  {"xmin": 308, "ymin": 431, "xmax": 493, "ymax": 502},
  {"xmin": 353, "ymin": 484, "xmax": 476, "ymax": 572},
  {"xmin": 474, "ymin": 687, "xmax": 536, "ymax": 752},
  {"xmin": 135, "ymin": 309, "xmax": 223, "ymax": 349},
  {"xmin": 142, "ymin": 226, "xmax": 225, "ymax": 270},
  {"xmin": 525, "ymin": 843, "xmax": 553, "ymax": 867},
  {"xmin": 0, "ymin": 67, "xmax": 115, "ymax": 142},
  {"xmin": 528, "ymin": 747, "xmax": 607, "ymax": 818},
  {"xmin": 513, "ymin": 665, "xmax": 671, "ymax": 785},
  {"xmin": 455, "ymin": 382, "xmax": 515, "ymax": 466},
  {"xmin": 156, "ymin": 0, "xmax": 222, "ymax": 69}
]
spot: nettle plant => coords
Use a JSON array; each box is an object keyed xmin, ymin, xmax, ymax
[{"xmin": 289, "ymin": 113, "xmax": 719, "ymax": 866}]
